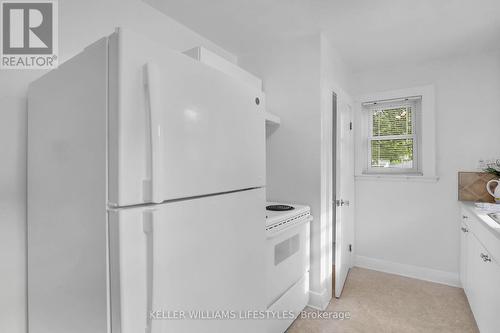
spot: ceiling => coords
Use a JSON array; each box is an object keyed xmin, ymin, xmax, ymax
[{"xmin": 143, "ymin": 0, "xmax": 500, "ymax": 72}]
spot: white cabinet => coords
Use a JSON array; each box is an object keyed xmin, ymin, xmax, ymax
[
  {"xmin": 459, "ymin": 220, "xmax": 469, "ymax": 290},
  {"xmin": 460, "ymin": 208, "xmax": 500, "ymax": 333}
]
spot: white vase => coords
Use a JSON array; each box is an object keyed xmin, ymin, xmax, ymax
[{"xmin": 486, "ymin": 179, "xmax": 500, "ymax": 203}]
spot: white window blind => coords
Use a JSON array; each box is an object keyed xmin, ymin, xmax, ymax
[{"xmin": 365, "ymin": 97, "xmax": 421, "ymax": 174}]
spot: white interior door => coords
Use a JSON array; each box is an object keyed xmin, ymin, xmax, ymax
[{"xmin": 334, "ymin": 94, "xmax": 355, "ymax": 298}]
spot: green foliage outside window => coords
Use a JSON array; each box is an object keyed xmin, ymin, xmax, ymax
[{"xmin": 371, "ymin": 107, "xmax": 414, "ymax": 168}]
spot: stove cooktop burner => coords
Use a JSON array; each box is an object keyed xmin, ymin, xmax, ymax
[{"xmin": 266, "ymin": 204, "xmax": 295, "ymax": 211}]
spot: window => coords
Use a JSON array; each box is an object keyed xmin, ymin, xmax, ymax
[
  {"xmin": 355, "ymin": 85, "xmax": 437, "ymax": 181},
  {"xmin": 364, "ymin": 97, "xmax": 421, "ymax": 174}
]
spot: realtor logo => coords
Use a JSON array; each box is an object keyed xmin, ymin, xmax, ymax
[{"xmin": 1, "ymin": 0, "xmax": 58, "ymax": 69}]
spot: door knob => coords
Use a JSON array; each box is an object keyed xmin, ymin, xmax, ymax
[{"xmin": 335, "ymin": 199, "xmax": 350, "ymax": 207}]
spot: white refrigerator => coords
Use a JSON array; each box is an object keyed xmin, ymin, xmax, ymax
[{"xmin": 28, "ymin": 28, "xmax": 266, "ymax": 333}]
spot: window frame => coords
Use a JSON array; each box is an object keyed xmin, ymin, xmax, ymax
[
  {"xmin": 364, "ymin": 98, "xmax": 421, "ymax": 175},
  {"xmin": 355, "ymin": 85, "xmax": 437, "ymax": 182}
]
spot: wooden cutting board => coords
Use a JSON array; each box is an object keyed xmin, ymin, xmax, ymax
[{"xmin": 458, "ymin": 172, "xmax": 496, "ymax": 203}]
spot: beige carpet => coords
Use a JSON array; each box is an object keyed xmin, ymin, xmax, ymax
[{"xmin": 287, "ymin": 267, "xmax": 478, "ymax": 333}]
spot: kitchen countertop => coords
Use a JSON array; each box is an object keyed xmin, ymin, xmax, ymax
[{"xmin": 460, "ymin": 201, "xmax": 500, "ymax": 239}]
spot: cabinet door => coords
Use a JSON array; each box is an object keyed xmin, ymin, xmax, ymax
[
  {"xmin": 459, "ymin": 223, "xmax": 469, "ymax": 290},
  {"xmin": 466, "ymin": 232, "xmax": 500, "ymax": 333}
]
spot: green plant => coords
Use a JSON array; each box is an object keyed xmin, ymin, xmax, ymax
[
  {"xmin": 485, "ymin": 167, "xmax": 500, "ymax": 178},
  {"xmin": 484, "ymin": 161, "xmax": 500, "ymax": 178}
]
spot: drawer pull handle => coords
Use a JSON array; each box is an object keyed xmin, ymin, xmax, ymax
[
  {"xmin": 460, "ymin": 227, "xmax": 469, "ymax": 233},
  {"xmin": 462, "ymin": 215, "xmax": 469, "ymax": 219},
  {"xmin": 480, "ymin": 253, "xmax": 492, "ymax": 262}
]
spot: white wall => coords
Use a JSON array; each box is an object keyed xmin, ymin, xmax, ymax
[
  {"xmin": 1, "ymin": 0, "xmax": 236, "ymax": 99},
  {"xmin": 240, "ymin": 34, "xmax": 352, "ymax": 309},
  {"xmin": 239, "ymin": 34, "xmax": 323, "ymax": 298},
  {"xmin": 0, "ymin": 1, "xmax": 236, "ymax": 332},
  {"xmin": 352, "ymin": 51, "xmax": 500, "ymax": 285},
  {"xmin": 0, "ymin": 98, "xmax": 27, "ymax": 333}
]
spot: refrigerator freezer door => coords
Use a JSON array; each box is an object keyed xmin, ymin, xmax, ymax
[
  {"xmin": 108, "ymin": 29, "xmax": 266, "ymax": 206},
  {"xmin": 109, "ymin": 188, "xmax": 266, "ymax": 333}
]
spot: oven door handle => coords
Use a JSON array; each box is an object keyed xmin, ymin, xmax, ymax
[{"xmin": 266, "ymin": 216, "xmax": 313, "ymax": 239}]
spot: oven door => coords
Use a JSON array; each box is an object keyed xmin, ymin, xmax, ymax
[{"xmin": 265, "ymin": 218, "xmax": 311, "ymax": 308}]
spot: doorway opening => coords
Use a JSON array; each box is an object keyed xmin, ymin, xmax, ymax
[{"xmin": 332, "ymin": 92, "xmax": 337, "ymax": 297}]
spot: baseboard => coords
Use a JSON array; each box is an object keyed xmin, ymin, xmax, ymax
[
  {"xmin": 354, "ymin": 255, "xmax": 460, "ymax": 287},
  {"xmin": 307, "ymin": 288, "xmax": 331, "ymax": 311}
]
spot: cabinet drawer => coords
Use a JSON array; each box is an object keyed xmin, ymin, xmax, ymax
[
  {"xmin": 459, "ymin": 223, "xmax": 468, "ymax": 289},
  {"xmin": 460, "ymin": 208, "xmax": 471, "ymax": 227}
]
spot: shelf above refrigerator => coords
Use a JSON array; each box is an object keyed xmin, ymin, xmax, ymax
[{"xmin": 264, "ymin": 111, "xmax": 281, "ymax": 126}]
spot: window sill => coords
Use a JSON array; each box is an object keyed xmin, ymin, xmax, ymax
[{"xmin": 355, "ymin": 174, "xmax": 439, "ymax": 183}]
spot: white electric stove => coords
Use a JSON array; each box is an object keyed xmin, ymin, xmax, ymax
[{"xmin": 265, "ymin": 202, "xmax": 312, "ymax": 333}]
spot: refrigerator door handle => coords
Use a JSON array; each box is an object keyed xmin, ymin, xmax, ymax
[
  {"xmin": 143, "ymin": 62, "xmax": 163, "ymax": 203},
  {"xmin": 143, "ymin": 209, "xmax": 156, "ymax": 333}
]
